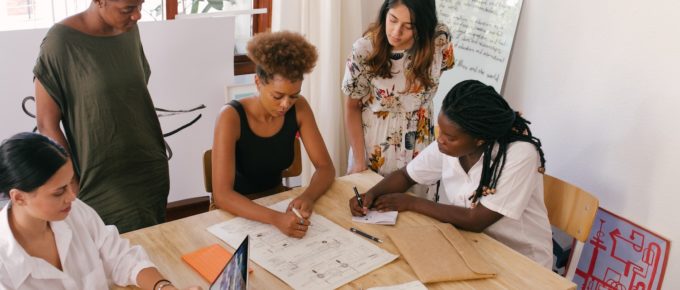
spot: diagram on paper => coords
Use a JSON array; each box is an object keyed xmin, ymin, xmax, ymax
[{"xmin": 207, "ymin": 199, "xmax": 398, "ymax": 289}]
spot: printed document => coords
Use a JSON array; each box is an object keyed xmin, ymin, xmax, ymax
[{"xmin": 207, "ymin": 199, "xmax": 398, "ymax": 290}]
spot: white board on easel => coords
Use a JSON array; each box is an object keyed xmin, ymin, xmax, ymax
[{"xmin": 433, "ymin": 0, "xmax": 524, "ymax": 117}]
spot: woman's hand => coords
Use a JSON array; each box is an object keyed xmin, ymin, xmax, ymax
[
  {"xmin": 287, "ymin": 196, "xmax": 315, "ymax": 218},
  {"xmin": 349, "ymin": 191, "xmax": 376, "ymax": 216},
  {"xmin": 373, "ymin": 193, "xmax": 415, "ymax": 212},
  {"xmin": 273, "ymin": 211, "xmax": 311, "ymax": 238},
  {"xmin": 346, "ymin": 161, "xmax": 368, "ymax": 175}
]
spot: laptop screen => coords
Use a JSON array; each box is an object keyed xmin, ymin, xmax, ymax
[{"xmin": 210, "ymin": 235, "xmax": 249, "ymax": 290}]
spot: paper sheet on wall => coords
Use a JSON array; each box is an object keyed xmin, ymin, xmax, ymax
[
  {"xmin": 433, "ymin": 0, "xmax": 524, "ymax": 117},
  {"xmin": 207, "ymin": 199, "xmax": 398, "ymax": 290},
  {"xmin": 351, "ymin": 210, "xmax": 398, "ymax": 225}
]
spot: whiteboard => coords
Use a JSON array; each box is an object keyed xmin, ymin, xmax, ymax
[
  {"xmin": 0, "ymin": 17, "xmax": 234, "ymax": 202},
  {"xmin": 433, "ymin": 0, "xmax": 523, "ymax": 117}
]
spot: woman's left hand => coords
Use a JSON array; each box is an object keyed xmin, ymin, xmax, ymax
[
  {"xmin": 373, "ymin": 193, "xmax": 414, "ymax": 212},
  {"xmin": 287, "ymin": 196, "xmax": 315, "ymax": 218}
]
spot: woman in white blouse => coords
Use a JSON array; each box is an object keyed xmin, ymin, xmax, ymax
[
  {"xmin": 0, "ymin": 132, "xmax": 200, "ymax": 290},
  {"xmin": 349, "ymin": 80, "xmax": 554, "ymax": 268}
]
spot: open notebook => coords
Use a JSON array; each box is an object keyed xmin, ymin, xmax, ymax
[{"xmin": 352, "ymin": 210, "xmax": 398, "ymax": 225}]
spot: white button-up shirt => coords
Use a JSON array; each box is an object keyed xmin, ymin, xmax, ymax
[
  {"xmin": 406, "ymin": 142, "xmax": 553, "ymax": 268},
  {"xmin": 0, "ymin": 199, "xmax": 155, "ymax": 289}
]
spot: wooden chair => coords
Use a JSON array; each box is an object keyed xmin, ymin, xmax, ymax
[
  {"xmin": 543, "ymin": 174, "xmax": 599, "ymax": 281},
  {"xmin": 203, "ymin": 137, "xmax": 302, "ymax": 193}
]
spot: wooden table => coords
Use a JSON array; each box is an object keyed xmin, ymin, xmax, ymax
[{"xmin": 114, "ymin": 171, "xmax": 576, "ymax": 290}]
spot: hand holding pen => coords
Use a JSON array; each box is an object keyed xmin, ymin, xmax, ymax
[
  {"xmin": 350, "ymin": 186, "xmax": 373, "ymax": 216},
  {"xmin": 275, "ymin": 209, "xmax": 310, "ymax": 238}
]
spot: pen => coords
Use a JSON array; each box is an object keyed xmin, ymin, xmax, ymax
[
  {"xmin": 291, "ymin": 207, "xmax": 306, "ymax": 225},
  {"xmin": 353, "ymin": 186, "xmax": 364, "ymax": 208},
  {"xmin": 350, "ymin": 227, "xmax": 383, "ymax": 243}
]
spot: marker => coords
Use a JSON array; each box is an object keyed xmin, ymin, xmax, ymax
[
  {"xmin": 291, "ymin": 207, "xmax": 305, "ymax": 225},
  {"xmin": 353, "ymin": 186, "xmax": 364, "ymax": 208},
  {"xmin": 350, "ymin": 227, "xmax": 383, "ymax": 243}
]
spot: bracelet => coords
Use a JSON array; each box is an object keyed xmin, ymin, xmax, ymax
[{"xmin": 153, "ymin": 279, "xmax": 172, "ymax": 290}]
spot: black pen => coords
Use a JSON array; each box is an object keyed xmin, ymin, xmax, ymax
[
  {"xmin": 350, "ymin": 227, "xmax": 383, "ymax": 243},
  {"xmin": 353, "ymin": 186, "xmax": 364, "ymax": 208}
]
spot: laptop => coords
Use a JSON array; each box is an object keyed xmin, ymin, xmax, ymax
[{"xmin": 209, "ymin": 235, "xmax": 250, "ymax": 290}]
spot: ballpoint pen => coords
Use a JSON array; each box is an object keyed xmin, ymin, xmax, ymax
[
  {"xmin": 353, "ymin": 186, "xmax": 364, "ymax": 208},
  {"xmin": 291, "ymin": 207, "xmax": 305, "ymax": 225},
  {"xmin": 350, "ymin": 227, "xmax": 383, "ymax": 243}
]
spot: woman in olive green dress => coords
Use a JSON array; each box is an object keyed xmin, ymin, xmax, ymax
[{"xmin": 34, "ymin": 0, "xmax": 168, "ymax": 233}]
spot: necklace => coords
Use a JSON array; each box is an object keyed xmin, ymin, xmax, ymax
[{"xmin": 390, "ymin": 51, "xmax": 404, "ymax": 60}]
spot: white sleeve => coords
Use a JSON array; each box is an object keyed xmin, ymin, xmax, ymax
[
  {"xmin": 76, "ymin": 200, "xmax": 156, "ymax": 287},
  {"xmin": 480, "ymin": 142, "xmax": 542, "ymax": 220},
  {"xmin": 406, "ymin": 142, "xmax": 444, "ymax": 185}
]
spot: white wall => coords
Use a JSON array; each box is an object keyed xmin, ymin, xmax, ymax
[
  {"xmin": 0, "ymin": 17, "xmax": 235, "ymax": 203},
  {"xmin": 501, "ymin": 1, "xmax": 680, "ymax": 288}
]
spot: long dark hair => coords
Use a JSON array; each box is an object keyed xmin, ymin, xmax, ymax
[
  {"xmin": 364, "ymin": 0, "xmax": 438, "ymax": 91},
  {"xmin": 441, "ymin": 80, "xmax": 546, "ymax": 205},
  {"xmin": 0, "ymin": 132, "xmax": 69, "ymax": 197}
]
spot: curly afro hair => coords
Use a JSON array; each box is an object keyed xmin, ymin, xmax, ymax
[{"xmin": 247, "ymin": 31, "xmax": 318, "ymax": 83}]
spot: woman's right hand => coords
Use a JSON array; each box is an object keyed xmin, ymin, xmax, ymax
[
  {"xmin": 273, "ymin": 211, "xmax": 310, "ymax": 238},
  {"xmin": 349, "ymin": 192, "xmax": 375, "ymax": 216}
]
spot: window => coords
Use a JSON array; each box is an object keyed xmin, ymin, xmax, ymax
[
  {"xmin": 0, "ymin": 0, "xmax": 272, "ymax": 75},
  {"xmin": 0, "ymin": 0, "xmax": 163, "ymax": 31},
  {"xmin": 167, "ymin": 0, "xmax": 272, "ymax": 75}
]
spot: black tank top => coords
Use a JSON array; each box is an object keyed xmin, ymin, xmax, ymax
[{"xmin": 229, "ymin": 100, "xmax": 298, "ymax": 194}]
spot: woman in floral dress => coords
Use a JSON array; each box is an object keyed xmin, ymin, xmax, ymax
[{"xmin": 343, "ymin": 0, "xmax": 454, "ymax": 180}]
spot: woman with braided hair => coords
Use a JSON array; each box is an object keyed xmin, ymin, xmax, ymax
[{"xmin": 349, "ymin": 80, "xmax": 553, "ymax": 268}]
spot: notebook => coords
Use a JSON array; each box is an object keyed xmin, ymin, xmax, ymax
[{"xmin": 352, "ymin": 210, "xmax": 398, "ymax": 225}]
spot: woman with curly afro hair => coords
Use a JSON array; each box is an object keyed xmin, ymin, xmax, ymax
[{"xmin": 211, "ymin": 31, "xmax": 335, "ymax": 238}]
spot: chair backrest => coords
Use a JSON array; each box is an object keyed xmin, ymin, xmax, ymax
[
  {"xmin": 282, "ymin": 137, "xmax": 302, "ymax": 178},
  {"xmin": 203, "ymin": 149, "xmax": 213, "ymax": 193},
  {"xmin": 202, "ymin": 138, "xmax": 303, "ymax": 193},
  {"xmin": 543, "ymin": 174, "xmax": 599, "ymax": 242}
]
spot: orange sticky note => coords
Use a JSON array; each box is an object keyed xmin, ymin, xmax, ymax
[{"xmin": 181, "ymin": 244, "xmax": 252, "ymax": 282}]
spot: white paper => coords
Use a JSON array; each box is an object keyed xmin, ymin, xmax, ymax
[
  {"xmin": 433, "ymin": 0, "xmax": 524, "ymax": 117},
  {"xmin": 351, "ymin": 210, "xmax": 398, "ymax": 225},
  {"xmin": 207, "ymin": 199, "xmax": 398, "ymax": 290},
  {"xmin": 367, "ymin": 280, "xmax": 427, "ymax": 290}
]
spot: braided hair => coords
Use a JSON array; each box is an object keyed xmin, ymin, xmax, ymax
[{"xmin": 441, "ymin": 80, "xmax": 546, "ymax": 206}]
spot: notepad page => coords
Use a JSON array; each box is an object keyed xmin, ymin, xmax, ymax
[
  {"xmin": 352, "ymin": 210, "xmax": 398, "ymax": 225},
  {"xmin": 182, "ymin": 244, "xmax": 232, "ymax": 282}
]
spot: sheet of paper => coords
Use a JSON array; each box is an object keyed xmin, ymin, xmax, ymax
[
  {"xmin": 367, "ymin": 281, "xmax": 427, "ymax": 290},
  {"xmin": 351, "ymin": 210, "xmax": 398, "ymax": 225},
  {"xmin": 207, "ymin": 199, "xmax": 398, "ymax": 290}
]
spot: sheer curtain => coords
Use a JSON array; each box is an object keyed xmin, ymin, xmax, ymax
[{"xmin": 272, "ymin": 0, "xmax": 381, "ymax": 183}]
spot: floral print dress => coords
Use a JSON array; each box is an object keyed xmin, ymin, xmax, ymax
[{"xmin": 342, "ymin": 24, "xmax": 455, "ymax": 176}]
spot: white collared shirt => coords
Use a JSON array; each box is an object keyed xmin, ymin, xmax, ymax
[
  {"xmin": 0, "ymin": 199, "xmax": 155, "ymax": 290},
  {"xmin": 406, "ymin": 142, "xmax": 553, "ymax": 268}
]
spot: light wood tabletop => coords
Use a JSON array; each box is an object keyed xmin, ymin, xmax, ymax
[{"xmin": 113, "ymin": 170, "xmax": 576, "ymax": 290}]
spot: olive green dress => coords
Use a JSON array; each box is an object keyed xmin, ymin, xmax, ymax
[{"xmin": 33, "ymin": 24, "xmax": 169, "ymax": 233}]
